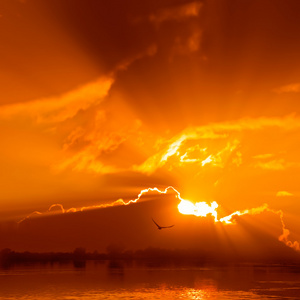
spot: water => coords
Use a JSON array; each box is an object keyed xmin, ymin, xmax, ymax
[{"xmin": 0, "ymin": 262, "xmax": 300, "ymax": 299}]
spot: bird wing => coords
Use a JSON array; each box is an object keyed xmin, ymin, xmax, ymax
[
  {"xmin": 161, "ymin": 225, "xmax": 174, "ymax": 229},
  {"xmin": 152, "ymin": 218, "xmax": 160, "ymax": 228}
]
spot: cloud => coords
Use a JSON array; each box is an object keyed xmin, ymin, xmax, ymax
[
  {"xmin": 0, "ymin": 75, "xmax": 128, "ymax": 175},
  {"xmin": 273, "ymin": 83, "xmax": 300, "ymax": 94},
  {"xmin": 18, "ymin": 186, "xmax": 179, "ymax": 223},
  {"xmin": 169, "ymin": 30, "xmax": 202, "ymax": 59},
  {"xmin": 252, "ymin": 153, "xmax": 274, "ymax": 159},
  {"xmin": 219, "ymin": 203, "xmax": 300, "ymax": 252},
  {"xmin": 2, "ymin": 83, "xmax": 300, "ymax": 180},
  {"xmin": 18, "ymin": 185, "xmax": 300, "ymax": 253},
  {"xmin": 54, "ymin": 110, "xmax": 143, "ymax": 173},
  {"xmin": 149, "ymin": 1, "xmax": 202, "ymax": 26},
  {"xmin": 277, "ymin": 210, "xmax": 300, "ymax": 251},
  {"xmin": 132, "ymin": 2, "xmax": 203, "ymax": 61},
  {"xmin": 0, "ymin": 44, "xmax": 158, "ymax": 175},
  {"xmin": 253, "ymin": 160, "xmax": 300, "ymax": 171},
  {"xmin": 134, "ymin": 116, "xmax": 300, "ymax": 174},
  {"xmin": 254, "ymin": 159, "xmax": 286, "ymax": 170},
  {"xmin": 0, "ymin": 41, "xmax": 157, "ymax": 125},
  {"xmin": 276, "ymin": 191, "xmax": 293, "ymax": 197},
  {"xmin": 0, "ymin": 77, "xmax": 114, "ymax": 123},
  {"xmin": 133, "ymin": 128, "xmax": 230, "ymax": 174},
  {"xmin": 115, "ymin": 44, "xmax": 157, "ymax": 72}
]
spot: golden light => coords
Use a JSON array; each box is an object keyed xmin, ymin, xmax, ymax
[
  {"xmin": 201, "ymin": 155, "xmax": 213, "ymax": 166},
  {"xmin": 178, "ymin": 199, "xmax": 218, "ymax": 221}
]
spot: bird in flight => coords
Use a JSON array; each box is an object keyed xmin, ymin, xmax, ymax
[{"xmin": 152, "ymin": 218, "xmax": 174, "ymax": 230}]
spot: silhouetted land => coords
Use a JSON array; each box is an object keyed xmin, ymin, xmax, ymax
[{"xmin": 1, "ymin": 246, "xmax": 300, "ymax": 269}]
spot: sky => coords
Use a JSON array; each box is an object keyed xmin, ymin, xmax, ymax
[{"xmin": 1, "ymin": 0, "xmax": 300, "ymax": 256}]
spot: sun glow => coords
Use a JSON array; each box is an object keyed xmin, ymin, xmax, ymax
[
  {"xmin": 201, "ymin": 155, "xmax": 213, "ymax": 166},
  {"xmin": 178, "ymin": 199, "xmax": 218, "ymax": 221}
]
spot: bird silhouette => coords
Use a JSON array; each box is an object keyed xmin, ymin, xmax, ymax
[{"xmin": 152, "ymin": 218, "xmax": 174, "ymax": 230}]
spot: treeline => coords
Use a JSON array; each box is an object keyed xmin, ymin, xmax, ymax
[
  {"xmin": 0, "ymin": 247, "xmax": 103, "ymax": 267},
  {"xmin": 0, "ymin": 246, "xmax": 212, "ymax": 268},
  {"xmin": 1, "ymin": 246, "xmax": 299, "ymax": 268}
]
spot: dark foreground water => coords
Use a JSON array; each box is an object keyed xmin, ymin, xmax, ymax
[{"xmin": 1, "ymin": 262, "xmax": 300, "ymax": 299}]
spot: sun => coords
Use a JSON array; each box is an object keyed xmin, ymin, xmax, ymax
[{"xmin": 178, "ymin": 199, "xmax": 218, "ymax": 221}]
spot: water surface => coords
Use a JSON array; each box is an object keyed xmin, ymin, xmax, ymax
[{"xmin": 1, "ymin": 262, "xmax": 300, "ymax": 299}]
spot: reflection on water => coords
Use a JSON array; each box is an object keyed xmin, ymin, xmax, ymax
[{"xmin": 0, "ymin": 261, "xmax": 300, "ymax": 299}]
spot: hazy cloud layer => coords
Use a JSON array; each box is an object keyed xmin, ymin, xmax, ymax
[
  {"xmin": 0, "ymin": 77, "xmax": 114, "ymax": 123},
  {"xmin": 148, "ymin": 1, "xmax": 202, "ymax": 26},
  {"xmin": 276, "ymin": 191, "xmax": 293, "ymax": 197},
  {"xmin": 273, "ymin": 83, "xmax": 300, "ymax": 94}
]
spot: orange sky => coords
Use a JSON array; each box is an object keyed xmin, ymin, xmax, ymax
[{"xmin": 0, "ymin": 0, "xmax": 300, "ymax": 255}]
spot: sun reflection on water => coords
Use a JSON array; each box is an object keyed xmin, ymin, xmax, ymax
[
  {"xmin": 1, "ymin": 263, "xmax": 300, "ymax": 300},
  {"xmin": 69, "ymin": 287, "xmax": 273, "ymax": 300}
]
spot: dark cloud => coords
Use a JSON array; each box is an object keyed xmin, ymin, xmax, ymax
[{"xmin": 1, "ymin": 196, "xmax": 299, "ymax": 263}]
